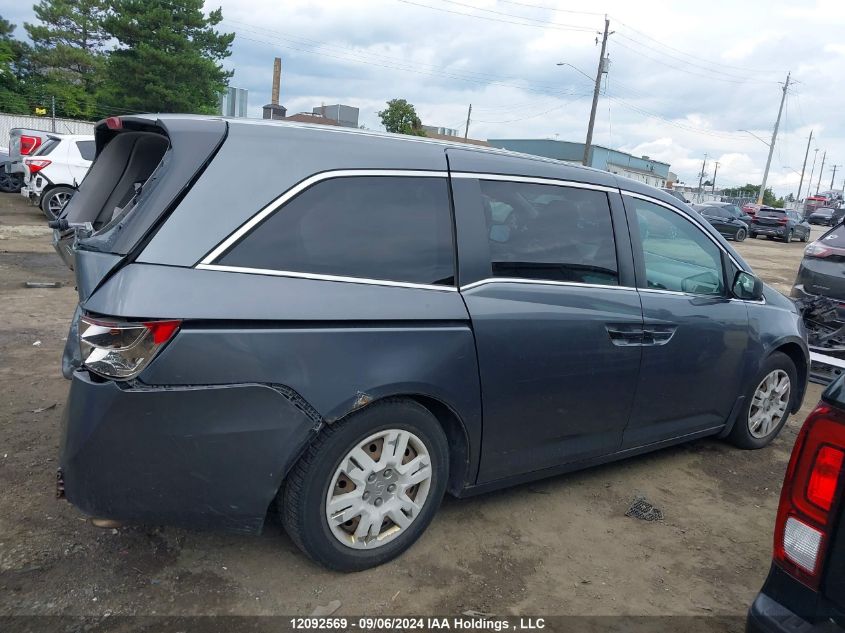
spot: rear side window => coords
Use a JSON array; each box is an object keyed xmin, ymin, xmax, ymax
[
  {"xmin": 478, "ymin": 180, "xmax": 618, "ymax": 285},
  {"xmin": 218, "ymin": 176, "xmax": 455, "ymax": 286},
  {"xmin": 76, "ymin": 140, "xmax": 95, "ymax": 161},
  {"xmin": 34, "ymin": 138, "xmax": 59, "ymax": 156}
]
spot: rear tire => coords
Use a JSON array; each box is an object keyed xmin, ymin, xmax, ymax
[
  {"xmin": 40, "ymin": 186, "xmax": 75, "ymax": 220},
  {"xmin": 0, "ymin": 167, "xmax": 21, "ymax": 193},
  {"xmin": 734, "ymin": 227, "xmax": 747, "ymax": 242},
  {"xmin": 281, "ymin": 399, "xmax": 449, "ymax": 571},
  {"xmin": 784, "ymin": 230, "xmax": 793, "ymax": 243},
  {"xmin": 749, "ymin": 232, "xmax": 757, "ymax": 239},
  {"xmin": 728, "ymin": 352, "xmax": 797, "ymax": 450}
]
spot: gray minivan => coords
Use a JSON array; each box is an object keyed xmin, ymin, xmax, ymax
[{"xmin": 54, "ymin": 115, "xmax": 809, "ymax": 571}]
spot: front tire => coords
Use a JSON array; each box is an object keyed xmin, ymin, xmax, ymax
[
  {"xmin": 735, "ymin": 227, "xmax": 747, "ymax": 242},
  {"xmin": 728, "ymin": 352, "xmax": 797, "ymax": 449},
  {"xmin": 281, "ymin": 399, "xmax": 449, "ymax": 571}
]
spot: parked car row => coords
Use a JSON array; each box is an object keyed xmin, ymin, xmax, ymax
[{"xmin": 692, "ymin": 200, "xmax": 812, "ymax": 244}]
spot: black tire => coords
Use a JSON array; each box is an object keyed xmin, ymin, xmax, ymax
[
  {"xmin": 801, "ymin": 229, "xmax": 808, "ymax": 243},
  {"xmin": 281, "ymin": 398, "xmax": 449, "ymax": 571},
  {"xmin": 728, "ymin": 352, "xmax": 798, "ymax": 450},
  {"xmin": 40, "ymin": 186, "xmax": 75, "ymax": 220},
  {"xmin": 734, "ymin": 227, "xmax": 747, "ymax": 242},
  {"xmin": 749, "ymin": 232, "xmax": 757, "ymax": 239},
  {"xmin": 0, "ymin": 166, "xmax": 21, "ymax": 193},
  {"xmin": 784, "ymin": 229, "xmax": 793, "ymax": 243}
]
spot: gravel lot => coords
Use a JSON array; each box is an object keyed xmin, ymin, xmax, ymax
[{"xmin": 0, "ymin": 192, "xmax": 828, "ymax": 622}]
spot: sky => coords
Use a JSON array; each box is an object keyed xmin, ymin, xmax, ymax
[{"xmin": 2, "ymin": 0, "xmax": 842, "ymax": 195}]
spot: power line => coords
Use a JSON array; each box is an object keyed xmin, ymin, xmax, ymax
[
  {"xmin": 473, "ymin": 93, "xmax": 591, "ymax": 123},
  {"xmin": 394, "ymin": 0, "xmax": 597, "ymax": 32},
  {"xmin": 610, "ymin": 17, "xmax": 783, "ymax": 75},
  {"xmin": 496, "ymin": 0, "xmax": 604, "ymax": 16}
]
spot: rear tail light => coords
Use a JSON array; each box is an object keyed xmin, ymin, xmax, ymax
[
  {"xmin": 78, "ymin": 316, "xmax": 181, "ymax": 380},
  {"xmin": 20, "ymin": 134, "xmax": 41, "ymax": 155},
  {"xmin": 24, "ymin": 159, "xmax": 51, "ymax": 174},
  {"xmin": 805, "ymin": 243, "xmax": 834, "ymax": 258},
  {"xmin": 778, "ymin": 217, "xmax": 789, "ymax": 224},
  {"xmin": 773, "ymin": 403, "xmax": 845, "ymax": 588}
]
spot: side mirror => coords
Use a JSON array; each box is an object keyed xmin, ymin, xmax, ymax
[{"xmin": 732, "ymin": 270, "xmax": 764, "ymax": 301}]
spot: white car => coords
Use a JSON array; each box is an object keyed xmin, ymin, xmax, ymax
[{"xmin": 22, "ymin": 134, "xmax": 95, "ymax": 219}]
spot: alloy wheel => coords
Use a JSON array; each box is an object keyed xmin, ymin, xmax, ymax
[
  {"xmin": 748, "ymin": 369, "xmax": 790, "ymax": 439},
  {"xmin": 325, "ymin": 428, "xmax": 432, "ymax": 549},
  {"xmin": 47, "ymin": 191, "xmax": 71, "ymax": 219}
]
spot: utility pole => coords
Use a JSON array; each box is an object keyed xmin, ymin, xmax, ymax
[
  {"xmin": 808, "ymin": 148, "xmax": 820, "ymax": 198},
  {"xmin": 50, "ymin": 95, "xmax": 56, "ymax": 133},
  {"xmin": 816, "ymin": 150, "xmax": 827, "ymax": 194},
  {"xmin": 697, "ymin": 154, "xmax": 708, "ymax": 202},
  {"xmin": 464, "ymin": 104, "xmax": 472, "ymax": 140},
  {"xmin": 831, "ymin": 164, "xmax": 841, "ymax": 190},
  {"xmin": 757, "ymin": 72, "xmax": 790, "ymax": 204},
  {"xmin": 582, "ymin": 16, "xmax": 611, "ymax": 166},
  {"xmin": 712, "ymin": 161, "xmax": 720, "ymax": 194},
  {"xmin": 796, "ymin": 130, "xmax": 813, "ymax": 203}
]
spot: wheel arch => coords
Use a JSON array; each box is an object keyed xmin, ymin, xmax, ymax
[{"xmin": 771, "ymin": 340, "xmax": 809, "ymax": 413}]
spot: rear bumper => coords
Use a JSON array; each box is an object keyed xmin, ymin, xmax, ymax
[
  {"xmin": 747, "ymin": 592, "xmax": 835, "ymax": 633},
  {"xmin": 59, "ymin": 370, "xmax": 321, "ymax": 533},
  {"xmin": 752, "ymin": 225, "xmax": 786, "ymax": 236}
]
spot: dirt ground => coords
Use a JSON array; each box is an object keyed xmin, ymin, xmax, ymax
[{"xmin": 0, "ymin": 192, "xmax": 828, "ymax": 621}]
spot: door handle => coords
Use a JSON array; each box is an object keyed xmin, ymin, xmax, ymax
[{"xmin": 606, "ymin": 325, "xmax": 643, "ymax": 347}]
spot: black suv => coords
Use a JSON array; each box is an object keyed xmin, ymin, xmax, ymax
[
  {"xmin": 694, "ymin": 202, "xmax": 751, "ymax": 241},
  {"xmin": 54, "ymin": 115, "xmax": 809, "ymax": 571},
  {"xmin": 751, "ymin": 207, "xmax": 812, "ymax": 243}
]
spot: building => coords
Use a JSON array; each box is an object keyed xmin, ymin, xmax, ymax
[
  {"xmin": 284, "ymin": 112, "xmax": 342, "ymax": 126},
  {"xmin": 422, "ymin": 125, "xmax": 459, "ymax": 137},
  {"xmin": 219, "ymin": 86, "xmax": 248, "ymax": 118},
  {"xmin": 312, "ymin": 104, "xmax": 359, "ymax": 128},
  {"xmin": 486, "ymin": 139, "xmax": 671, "ymax": 189}
]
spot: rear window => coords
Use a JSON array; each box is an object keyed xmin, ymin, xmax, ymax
[
  {"xmin": 218, "ymin": 176, "xmax": 456, "ymax": 287},
  {"xmin": 76, "ymin": 140, "xmax": 95, "ymax": 161},
  {"xmin": 757, "ymin": 209, "xmax": 785, "ymax": 218},
  {"xmin": 34, "ymin": 138, "xmax": 59, "ymax": 157}
]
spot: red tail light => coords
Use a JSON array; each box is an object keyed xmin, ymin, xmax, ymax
[
  {"xmin": 24, "ymin": 158, "xmax": 51, "ymax": 174},
  {"xmin": 78, "ymin": 316, "xmax": 182, "ymax": 380},
  {"xmin": 773, "ymin": 403, "xmax": 845, "ymax": 588},
  {"xmin": 20, "ymin": 134, "xmax": 41, "ymax": 155},
  {"xmin": 778, "ymin": 217, "xmax": 789, "ymax": 224}
]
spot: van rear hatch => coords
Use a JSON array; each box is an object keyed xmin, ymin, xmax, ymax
[
  {"xmin": 53, "ymin": 116, "xmax": 227, "ymax": 297},
  {"xmin": 55, "ymin": 115, "xmax": 226, "ymax": 378}
]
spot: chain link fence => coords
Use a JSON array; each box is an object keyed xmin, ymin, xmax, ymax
[{"xmin": 0, "ymin": 112, "xmax": 95, "ymax": 149}]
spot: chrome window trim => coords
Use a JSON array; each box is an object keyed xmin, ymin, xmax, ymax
[
  {"xmin": 460, "ymin": 278, "xmax": 635, "ymax": 292},
  {"xmin": 198, "ymin": 169, "xmax": 449, "ymax": 266},
  {"xmin": 450, "ymin": 171, "xmax": 617, "ymax": 193},
  {"xmin": 196, "ymin": 263, "xmax": 459, "ymax": 292}
]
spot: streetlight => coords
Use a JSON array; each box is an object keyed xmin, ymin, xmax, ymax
[
  {"xmin": 556, "ymin": 62, "xmax": 595, "ymax": 83},
  {"xmin": 738, "ymin": 129, "xmax": 771, "ymax": 147}
]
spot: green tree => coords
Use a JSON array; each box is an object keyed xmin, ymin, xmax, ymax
[
  {"xmin": 378, "ymin": 98, "xmax": 426, "ymax": 136},
  {"xmin": 24, "ymin": 0, "xmax": 108, "ymax": 118},
  {"xmin": 100, "ymin": 0, "xmax": 234, "ymax": 114},
  {"xmin": 0, "ymin": 17, "xmax": 27, "ymax": 113}
]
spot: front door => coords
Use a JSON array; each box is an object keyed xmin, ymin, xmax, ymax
[
  {"xmin": 622, "ymin": 195, "xmax": 750, "ymax": 447},
  {"xmin": 452, "ymin": 176, "xmax": 644, "ymax": 483}
]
